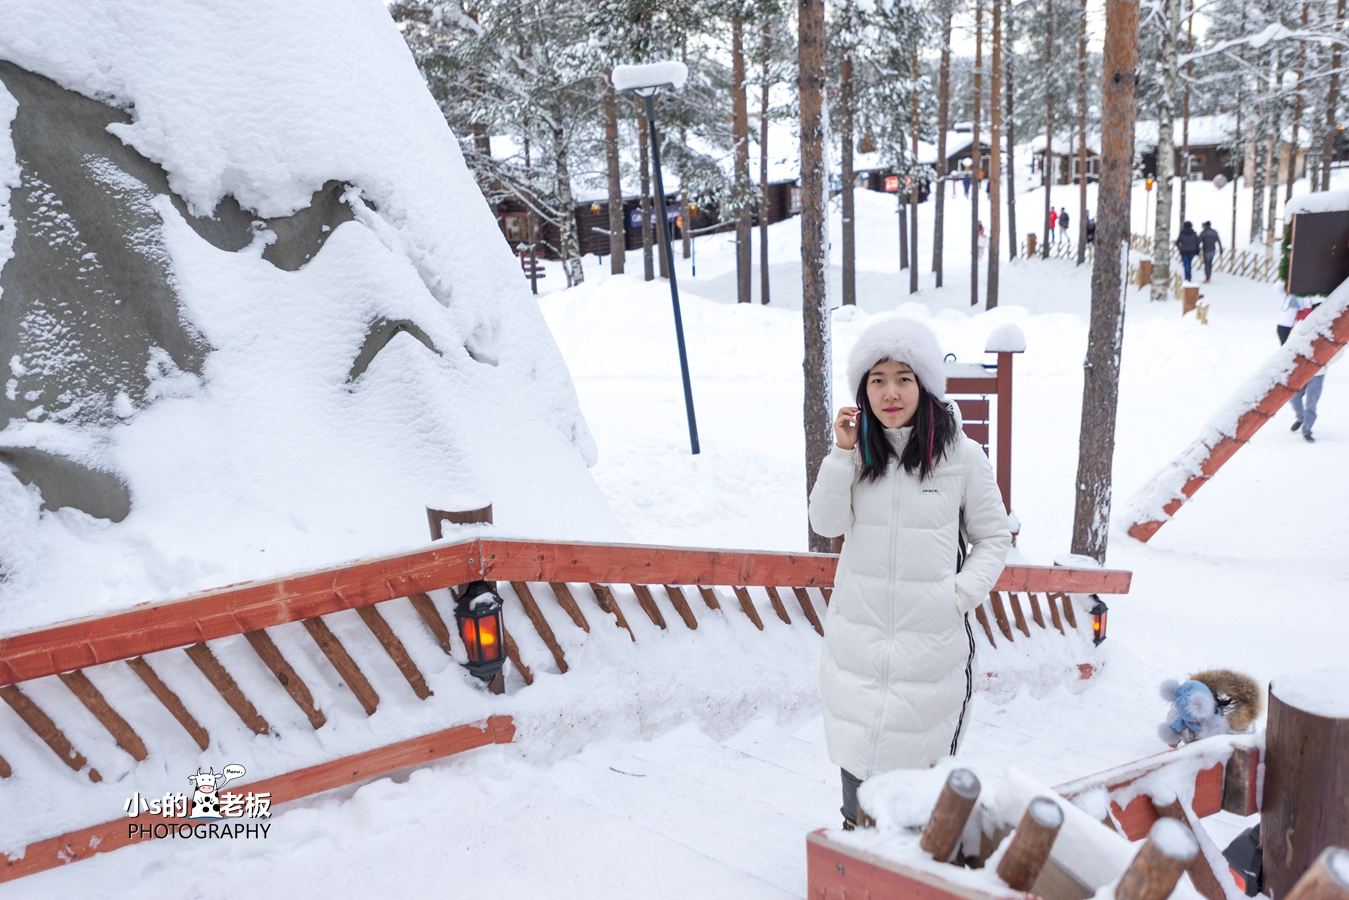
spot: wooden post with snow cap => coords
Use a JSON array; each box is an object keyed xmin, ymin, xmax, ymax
[
  {"xmin": 1283, "ymin": 848, "xmax": 1349, "ymax": 900},
  {"xmin": 984, "ymin": 323, "xmax": 1025, "ymax": 514},
  {"xmin": 1263, "ymin": 668, "xmax": 1349, "ymax": 900},
  {"xmin": 997, "ymin": 796, "xmax": 1065, "ymax": 891},
  {"xmin": 426, "ymin": 502, "xmax": 493, "ymax": 540},
  {"xmin": 1115, "ymin": 818, "xmax": 1199, "ymax": 900},
  {"xmin": 921, "ymin": 767, "xmax": 982, "ymax": 862}
]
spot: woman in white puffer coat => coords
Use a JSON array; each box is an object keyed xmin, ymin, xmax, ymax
[{"xmin": 809, "ymin": 317, "xmax": 1011, "ymax": 828}]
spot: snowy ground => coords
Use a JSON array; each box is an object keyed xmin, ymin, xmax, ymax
[{"xmin": 7, "ymin": 174, "xmax": 1346, "ymax": 898}]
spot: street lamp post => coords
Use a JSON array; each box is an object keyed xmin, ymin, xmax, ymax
[{"xmin": 614, "ymin": 62, "xmax": 700, "ymax": 455}]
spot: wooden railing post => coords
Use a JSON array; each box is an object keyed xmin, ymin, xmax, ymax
[
  {"xmin": 920, "ymin": 767, "xmax": 982, "ymax": 862},
  {"xmin": 1283, "ymin": 848, "xmax": 1349, "ymax": 900},
  {"xmin": 997, "ymin": 797, "xmax": 1065, "ymax": 890},
  {"xmin": 1115, "ymin": 818, "xmax": 1198, "ymax": 900},
  {"xmin": 426, "ymin": 503, "xmax": 493, "ymax": 540},
  {"xmin": 996, "ymin": 351, "xmax": 1013, "ymax": 513},
  {"xmin": 1264, "ymin": 670, "xmax": 1349, "ymax": 898}
]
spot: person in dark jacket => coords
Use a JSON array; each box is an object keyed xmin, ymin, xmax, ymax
[
  {"xmin": 1199, "ymin": 221, "xmax": 1223, "ymax": 282},
  {"xmin": 1175, "ymin": 221, "xmax": 1200, "ymax": 281},
  {"xmin": 1085, "ymin": 214, "xmax": 1096, "ymax": 243}
]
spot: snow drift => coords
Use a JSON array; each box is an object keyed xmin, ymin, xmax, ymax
[{"xmin": 0, "ymin": 0, "xmax": 622, "ymax": 632}]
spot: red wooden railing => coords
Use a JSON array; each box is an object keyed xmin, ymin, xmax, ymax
[
  {"xmin": 0, "ymin": 538, "xmax": 1130, "ymax": 687},
  {"xmin": 0, "ymin": 539, "xmax": 1130, "ymax": 884}
]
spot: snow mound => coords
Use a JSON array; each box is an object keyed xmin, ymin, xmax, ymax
[{"xmin": 0, "ymin": 0, "xmax": 621, "ymax": 630}]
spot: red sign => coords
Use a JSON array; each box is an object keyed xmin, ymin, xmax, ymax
[{"xmin": 884, "ymin": 175, "xmax": 900, "ymax": 192}]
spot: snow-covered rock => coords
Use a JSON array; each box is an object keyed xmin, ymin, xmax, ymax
[{"xmin": 0, "ymin": 0, "xmax": 622, "ymax": 630}]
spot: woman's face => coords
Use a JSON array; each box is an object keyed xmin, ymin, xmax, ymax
[{"xmin": 866, "ymin": 360, "xmax": 921, "ymax": 428}]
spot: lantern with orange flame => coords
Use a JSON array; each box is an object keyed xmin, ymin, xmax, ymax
[
  {"xmin": 1088, "ymin": 595, "xmax": 1108, "ymax": 646},
  {"xmin": 455, "ymin": 581, "xmax": 505, "ymax": 682}
]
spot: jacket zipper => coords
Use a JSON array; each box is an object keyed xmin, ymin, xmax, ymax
[{"xmin": 866, "ymin": 464, "xmax": 903, "ymax": 775}]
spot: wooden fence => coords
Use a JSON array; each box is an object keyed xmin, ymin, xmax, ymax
[
  {"xmin": 1130, "ymin": 234, "xmax": 1279, "ymax": 283},
  {"xmin": 0, "ymin": 538, "xmax": 1131, "ymax": 881}
]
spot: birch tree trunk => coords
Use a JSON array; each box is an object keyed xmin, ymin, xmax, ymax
[
  {"xmin": 604, "ymin": 73, "xmax": 626, "ymax": 275},
  {"xmin": 1149, "ymin": 0, "xmax": 1179, "ymax": 302},
  {"xmin": 1325, "ymin": 0, "xmax": 1344, "ymax": 192},
  {"xmin": 1288, "ymin": 2, "xmax": 1307, "ymax": 203},
  {"xmin": 1266, "ymin": 47, "xmax": 1285, "ymax": 238},
  {"xmin": 637, "ymin": 103, "xmax": 655, "ymax": 281},
  {"xmin": 1179, "ymin": 4, "xmax": 1192, "ymax": 226},
  {"xmin": 1250, "ymin": 63, "xmax": 1265, "ymax": 242},
  {"xmin": 552, "ymin": 122, "xmax": 584, "ymax": 287},
  {"xmin": 800, "ymin": 0, "xmax": 832, "ymax": 553},
  {"xmin": 1070, "ymin": 0, "xmax": 1138, "ymax": 562}
]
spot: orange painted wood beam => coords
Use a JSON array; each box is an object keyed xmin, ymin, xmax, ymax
[
  {"xmin": 0, "ymin": 715, "xmax": 514, "ymax": 884},
  {"xmin": 0, "ymin": 539, "xmax": 1130, "ymax": 687},
  {"xmin": 0, "ymin": 541, "xmax": 479, "ymax": 686},
  {"xmin": 1127, "ymin": 299, "xmax": 1349, "ymax": 542}
]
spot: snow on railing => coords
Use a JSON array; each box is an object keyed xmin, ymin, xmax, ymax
[{"xmin": 1124, "ymin": 282, "xmax": 1349, "ymax": 541}]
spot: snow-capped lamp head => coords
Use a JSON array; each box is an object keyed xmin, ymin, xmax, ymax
[
  {"xmin": 1088, "ymin": 595, "xmax": 1108, "ymax": 646},
  {"xmin": 611, "ymin": 61, "xmax": 689, "ymax": 98},
  {"xmin": 455, "ymin": 581, "xmax": 505, "ymax": 689}
]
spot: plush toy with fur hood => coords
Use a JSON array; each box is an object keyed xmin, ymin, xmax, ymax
[
  {"xmin": 1158, "ymin": 668, "xmax": 1263, "ymax": 746},
  {"xmin": 846, "ymin": 317, "xmax": 947, "ymax": 399}
]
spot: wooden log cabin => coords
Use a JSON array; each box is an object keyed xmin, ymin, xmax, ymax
[{"xmin": 494, "ymin": 180, "xmax": 802, "ymax": 261}]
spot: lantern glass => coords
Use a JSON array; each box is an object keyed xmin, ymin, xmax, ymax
[
  {"xmin": 455, "ymin": 581, "xmax": 506, "ymax": 680},
  {"xmin": 1089, "ymin": 595, "xmax": 1108, "ymax": 646}
]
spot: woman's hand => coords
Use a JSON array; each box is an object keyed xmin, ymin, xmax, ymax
[{"xmin": 834, "ymin": 406, "xmax": 861, "ymax": 450}]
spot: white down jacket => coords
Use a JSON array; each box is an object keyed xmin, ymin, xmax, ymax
[{"xmin": 809, "ymin": 425, "xmax": 1011, "ymax": 779}]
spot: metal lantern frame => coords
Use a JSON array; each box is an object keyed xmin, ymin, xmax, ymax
[
  {"xmin": 455, "ymin": 581, "xmax": 506, "ymax": 682},
  {"xmin": 1088, "ymin": 594, "xmax": 1108, "ymax": 646}
]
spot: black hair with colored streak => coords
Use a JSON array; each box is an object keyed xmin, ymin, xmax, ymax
[{"xmin": 855, "ymin": 374, "xmax": 958, "ymax": 483}]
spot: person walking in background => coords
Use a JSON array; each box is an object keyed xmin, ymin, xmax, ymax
[
  {"xmin": 1199, "ymin": 221, "xmax": 1222, "ymax": 282},
  {"xmin": 1175, "ymin": 221, "xmax": 1200, "ymax": 281},
  {"xmin": 1085, "ymin": 213, "xmax": 1096, "ymax": 244},
  {"xmin": 962, "ymin": 169, "xmax": 971, "ymax": 198},
  {"xmin": 1047, "ymin": 207, "xmax": 1058, "ymax": 243},
  {"xmin": 977, "ymin": 221, "xmax": 987, "ymax": 259},
  {"xmin": 1276, "ymin": 288, "xmax": 1340, "ymax": 443},
  {"xmin": 1058, "ymin": 207, "xmax": 1070, "ymax": 244}
]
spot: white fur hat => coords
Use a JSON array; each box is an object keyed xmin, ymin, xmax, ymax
[{"xmin": 846, "ymin": 317, "xmax": 947, "ymax": 401}]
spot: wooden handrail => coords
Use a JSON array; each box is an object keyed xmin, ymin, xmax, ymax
[{"xmin": 0, "ymin": 538, "xmax": 1131, "ymax": 687}]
